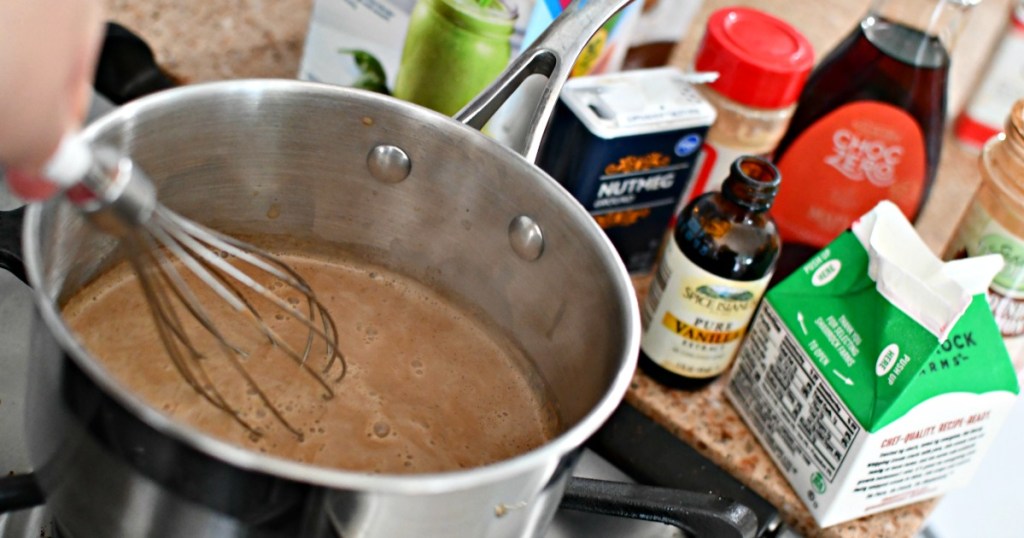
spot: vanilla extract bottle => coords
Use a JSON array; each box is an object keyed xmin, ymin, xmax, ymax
[{"xmin": 639, "ymin": 156, "xmax": 781, "ymax": 389}]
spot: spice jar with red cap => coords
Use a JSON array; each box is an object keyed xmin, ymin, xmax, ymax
[{"xmin": 679, "ymin": 7, "xmax": 814, "ymax": 203}]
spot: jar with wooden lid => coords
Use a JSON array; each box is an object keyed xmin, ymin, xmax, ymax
[{"xmin": 945, "ymin": 99, "xmax": 1024, "ymax": 375}]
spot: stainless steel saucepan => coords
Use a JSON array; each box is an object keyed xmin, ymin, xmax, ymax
[{"xmin": 0, "ymin": 1, "xmax": 753, "ymax": 536}]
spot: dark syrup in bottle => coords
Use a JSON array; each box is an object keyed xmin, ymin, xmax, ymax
[
  {"xmin": 769, "ymin": 13, "xmax": 952, "ymax": 281},
  {"xmin": 622, "ymin": 42, "xmax": 675, "ymax": 70}
]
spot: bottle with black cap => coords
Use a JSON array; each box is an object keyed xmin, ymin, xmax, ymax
[{"xmin": 639, "ymin": 156, "xmax": 781, "ymax": 390}]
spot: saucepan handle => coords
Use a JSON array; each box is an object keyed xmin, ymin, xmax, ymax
[
  {"xmin": 0, "ymin": 474, "xmax": 44, "ymax": 514},
  {"xmin": 562, "ymin": 477, "xmax": 759, "ymax": 538},
  {"xmin": 0, "ymin": 206, "xmax": 26, "ymax": 283},
  {"xmin": 454, "ymin": 0, "xmax": 633, "ymax": 163},
  {"xmin": 0, "ymin": 208, "xmax": 37, "ymax": 516}
]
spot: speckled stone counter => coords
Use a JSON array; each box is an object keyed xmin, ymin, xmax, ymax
[
  {"xmin": 103, "ymin": 0, "xmax": 315, "ymax": 82},
  {"xmin": 626, "ymin": 372, "xmax": 939, "ymax": 538},
  {"xmin": 101, "ymin": 0, "xmax": 1012, "ymax": 536},
  {"xmin": 624, "ymin": 299, "xmax": 939, "ymax": 538}
]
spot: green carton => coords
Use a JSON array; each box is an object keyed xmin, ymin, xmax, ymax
[{"xmin": 726, "ymin": 202, "xmax": 1020, "ymax": 527}]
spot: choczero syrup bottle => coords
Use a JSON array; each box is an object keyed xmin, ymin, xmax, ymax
[
  {"xmin": 639, "ymin": 157, "xmax": 781, "ymax": 390},
  {"xmin": 769, "ymin": 0, "xmax": 975, "ymax": 275}
]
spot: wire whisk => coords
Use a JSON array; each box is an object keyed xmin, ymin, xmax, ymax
[{"xmin": 49, "ymin": 137, "xmax": 346, "ymax": 440}]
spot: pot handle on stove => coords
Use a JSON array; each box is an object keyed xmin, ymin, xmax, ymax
[
  {"xmin": 0, "ymin": 201, "xmax": 36, "ymax": 517},
  {"xmin": 455, "ymin": 0, "xmax": 633, "ymax": 163},
  {"xmin": 0, "ymin": 474, "xmax": 45, "ymax": 514},
  {"xmin": 562, "ymin": 477, "xmax": 758, "ymax": 538},
  {"xmin": 0, "ymin": 206, "xmax": 26, "ymax": 283}
]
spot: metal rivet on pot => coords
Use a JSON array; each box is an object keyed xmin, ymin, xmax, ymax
[
  {"xmin": 366, "ymin": 145, "xmax": 411, "ymax": 184},
  {"xmin": 508, "ymin": 215, "xmax": 544, "ymax": 261}
]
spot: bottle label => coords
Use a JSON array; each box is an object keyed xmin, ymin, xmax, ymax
[
  {"xmin": 948, "ymin": 201, "xmax": 1024, "ymax": 339},
  {"xmin": 640, "ymin": 238, "xmax": 772, "ymax": 378},
  {"xmin": 628, "ymin": 0, "xmax": 702, "ymax": 45},
  {"xmin": 772, "ymin": 101, "xmax": 927, "ymax": 247}
]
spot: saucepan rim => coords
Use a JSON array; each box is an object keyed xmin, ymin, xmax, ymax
[{"xmin": 23, "ymin": 78, "xmax": 641, "ymax": 495}]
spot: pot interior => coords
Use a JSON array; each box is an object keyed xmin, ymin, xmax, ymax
[{"xmin": 26, "ymin": 80, "xmax": 639, "ymax": 478}]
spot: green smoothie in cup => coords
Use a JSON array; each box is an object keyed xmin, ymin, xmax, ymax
[{"xmin": 394, "ymin": 0, "xmax": 516, "ymax": 116}]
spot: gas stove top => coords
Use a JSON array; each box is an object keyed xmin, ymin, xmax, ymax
[{"xmin": 2, "ymin": 451, "xmax": 686, "ymax": 538}]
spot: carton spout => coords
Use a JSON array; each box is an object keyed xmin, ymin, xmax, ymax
[{"xmin": 851, "ymin": 201, "xmax": 1004, "ymax": 340}]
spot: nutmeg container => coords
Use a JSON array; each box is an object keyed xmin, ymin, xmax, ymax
[{"xmin": 537, "ymin": 67, "xmax": 716, "ymax": 274}]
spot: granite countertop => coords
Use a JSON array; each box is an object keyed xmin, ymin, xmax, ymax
[{"xmin": 101, "ymin": 0, "xmax": 1012, "ymax": 536}]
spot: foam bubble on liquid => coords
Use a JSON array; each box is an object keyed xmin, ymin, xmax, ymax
[{"xmin": 372, "ymin": 421, "xmax": 391, "ymax": 438}]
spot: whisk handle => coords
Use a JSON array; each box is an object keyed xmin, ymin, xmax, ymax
[
  {"xmin": 43, "ymin": 135, "xmax": 159, "ymax": 233},
  {"xmin": 42, "ymin": 134, "xmax": 93, "ymax": 188}
]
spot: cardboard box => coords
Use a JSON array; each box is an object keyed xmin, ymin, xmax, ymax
[
  {"xmin": 298, "ymin": 1, "xmax": 640, "ymax": 99},
  {"xmin": 298, "ymin": 0, "xmax": 642, "ymax": 150},
  {"xmin": 726, "ymin": 202, "xmax": 1020, "ymax": 527}
]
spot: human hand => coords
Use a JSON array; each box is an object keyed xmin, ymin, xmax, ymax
[{"xmin": 0, "ymin": 0, "xmax": 105, "ymax": 200}]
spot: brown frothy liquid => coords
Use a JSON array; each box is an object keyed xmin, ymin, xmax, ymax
[{"xmin": 61, "ymin": 253, "xmax": 561, "ymax": 474}]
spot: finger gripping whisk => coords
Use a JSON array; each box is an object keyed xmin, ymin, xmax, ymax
[{"xmin": 53, "ymin": 138, "xmax": 347, "ymax": 440}]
